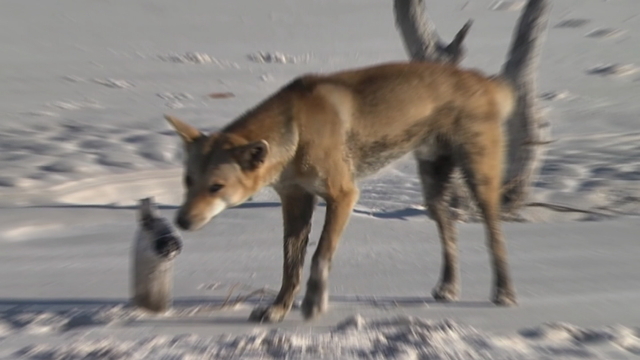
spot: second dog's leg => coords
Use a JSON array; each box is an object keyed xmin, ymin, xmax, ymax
[{"xmin": 249, "ymin": 187, "xmax": 316, "ymax": 322}]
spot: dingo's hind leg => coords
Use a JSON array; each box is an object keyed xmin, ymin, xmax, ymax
[
  {"xmin": 458, "ymin": 125, "xmax": 517, "ymax": 306},
  {"xmin": 415, "ymin": 147, "xmax": 459, "ymax": 302}
]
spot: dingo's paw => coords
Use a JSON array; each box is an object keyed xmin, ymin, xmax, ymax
[
  {"xmin": 432, "ymin": 283, "xmax": 459, "ymax": 302},
  {"xmin": 301, "ymin": 280, "xmax": 328, "ymax": 320},
  {"xmin": 248, "ymin": 305, "xmax": 289, "ymax": 323},
  {"xmin": 492, "ymin": 288, "xmax": 518, "ymax": 307}
]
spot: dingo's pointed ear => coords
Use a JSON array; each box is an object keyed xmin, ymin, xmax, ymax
[
  {"xmin": 164, "ymin": 115, "xmax": 203, "ymax": 144},
  {"xmin": 233, "ymin": 140, "xmax": 269, "ymax": 171},
  {"xmin": 138, "ymin": 197, "xmax": 158, "ymax": 229}
]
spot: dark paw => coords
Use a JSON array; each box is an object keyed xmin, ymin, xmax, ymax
[
  {"xmin": 301, "ymin": 281, "xmax": 328, "ymax": 320},
  {"xmin": 432, "ymin": 283, "xmax": 459, "ymax": 302},
  {"xmin": 492, "ymin": 288, "xmax": 517, "ymax": 307},
  {"xmin": 248, "ymin": 305, "xmax": 289, "ymax": 323},
  {"xmin": 154, "ymin": 235, "xmax": 182, "ymax": 259}
]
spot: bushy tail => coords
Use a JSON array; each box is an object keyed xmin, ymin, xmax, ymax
[
  {"xmin": 498, "ymin": 0, "xmax": 552, "ymax": 212},
  {"xmin": 500, "ymin": 0, "xmax": 551, "ymax": 95}
]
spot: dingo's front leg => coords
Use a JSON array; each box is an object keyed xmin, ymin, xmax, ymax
[
  {"xmin": 301, "ymin": 186, "xmax": 359, "ymax": 320},
  {"xmin": 249, "ymin": 187, "xmax": 316, "ymax": 323}
]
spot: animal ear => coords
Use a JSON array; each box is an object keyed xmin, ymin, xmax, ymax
[
  {"xmin": 138, "ymin": 197, "xmax": 158, "ymax": 229},
  {"xmin": 164, "ymin": 115, "xmax": 203, "ymax": 144},
  {"xmin": 232, "ymin": 140, "xmax": 269, "ymax": 171}
]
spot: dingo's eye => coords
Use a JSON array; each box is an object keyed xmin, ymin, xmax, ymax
[
  {"xmin": 209, "ymin": 184, "xmax": 224, "ymax": 194},
  {"xmin": 185, "ymin": 176, "xmax": 193, "ymax": 188}
]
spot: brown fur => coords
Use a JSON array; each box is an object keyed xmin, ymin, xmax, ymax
[{"xmin": 166, "ymin": 61, "xmax": 517, "ymax": 323}]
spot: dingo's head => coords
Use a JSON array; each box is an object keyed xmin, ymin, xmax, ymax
[{"xmin": 165, "ymin": 115, "xmax": 270, "ymax": 231}]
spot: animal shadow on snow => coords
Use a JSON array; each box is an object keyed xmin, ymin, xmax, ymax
[
  {"xmin": 26, "ymin": 201, "xmax": 282, "ymax": 211},
  {"xmin": 29, "ymin": 201, "xmax": 427, "ymax": 220}
]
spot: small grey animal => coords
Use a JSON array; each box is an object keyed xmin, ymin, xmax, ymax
[{"xmin": 131, "ymin": 197, "xmax": 183, "ymax": 313}]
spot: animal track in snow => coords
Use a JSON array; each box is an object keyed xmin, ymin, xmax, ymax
[
  {"xmin": 0, "ymin": 121, "xmax": 182, "ymax": 193},
  {"xmin": 62, "ymin": 76, "xmax": 134, "ymax": 89},
  {"xmin": 21, "ymin": 111, "xmax": 59, "ymax": 117},
  {"xmin": 156, "ymin": 92, "xmax": 192, "ymax": 101},
  {"xmin": 247, "ymin": 51, "xmax": 311, "ymax": 64},
  {"xmin": 61, "ymin": 75, "xmax": 85, "ymax": 83},
  {"xmin": 587, "ymin": 64, "xmax": 638, "ymax": 77},
  {"xmin": 156, "ymin": 92, "xmax": 194, "ymax": 109},
  {"xmin": 539, "ymin": 90, "xmax": 574, "ymax": 101},
  {"xmin": 585, "ymin": 28, "xmax": 626, "ymax": 39},
  {"xmin": 489, "ymin": 0, "xmax": 525, "ymax": 11},
  {"xmin": 92, "ymin": 78, "xmax": 135, "ymax": 89},
  {"xmin": 554, "ymin": 19, "xmax": 591, "ymax": 28},
  {"xmin": 46, "ymin": 100, "xmax": 102, "ymax": 111},
  {"xmin": 260, "ymin": 73, "xmax": 275, "ymax": 82},
  {"xmin": 158, "ymin": 52, "xmax": 239, "ymax": 68}
]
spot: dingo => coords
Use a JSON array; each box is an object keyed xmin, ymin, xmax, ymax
[{"xmin": 166, "ymin": 61, "xmax": 516, "ymax": 323}]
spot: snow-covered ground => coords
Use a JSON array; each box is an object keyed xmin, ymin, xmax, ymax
[{"xmin": 1, "ymin": 0, "xmax": 640, "ymax": 358}]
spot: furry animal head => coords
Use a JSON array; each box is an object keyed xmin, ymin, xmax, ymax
[
  {"xmin": 138, "ymin": 197, "xmax": 183, "ymax": 260},
  {"xmin": 165, "ymin": 115, "xmax": 270, "ymax": 231}
]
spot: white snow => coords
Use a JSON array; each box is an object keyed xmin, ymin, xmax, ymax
[
  {"xmin": 1, "ymin": 0, "xmax": 640, "ymax": 358},
  {"xmin": 12, "ymin": 316, "xmax": 640, "ymax": 360}
]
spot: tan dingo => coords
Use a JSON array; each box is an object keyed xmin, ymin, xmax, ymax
[{"xmin": 166, "ymin": 61, "xmax": 516, "ymax": 323}]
